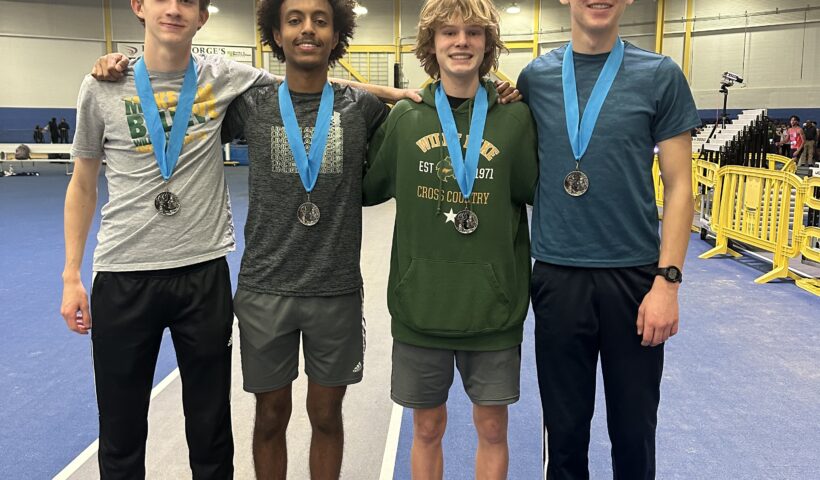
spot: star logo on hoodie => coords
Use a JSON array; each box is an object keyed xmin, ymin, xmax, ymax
[{"xmin": 444, "ymin": 208, "xmax": 457, "ymax": 224}]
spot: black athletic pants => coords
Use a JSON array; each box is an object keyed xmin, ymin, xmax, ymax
[
  {"xmin": 532, "ymin": 261, "xmax": 664, "ymax": 480},
  {"xmin": 90, "ymin": 257, "xmax": 234, "ymax": 480}
]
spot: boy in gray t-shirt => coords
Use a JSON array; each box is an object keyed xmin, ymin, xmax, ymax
[{"xmin": 60, "ymin": 1, "xmax": 271, "ymax": 477}]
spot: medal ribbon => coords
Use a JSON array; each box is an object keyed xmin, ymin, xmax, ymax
[
  {"xmin": 562, "ymin": 37, "xmax": 624, "ymax": 162},
  {"xmin": 134, "ymin": 56, "xmax": 198, "ymax": 181},
  {"xmin": 278, "ymin": 80, "xmax": 334, "ymax": 193},
  {"xmin": 434, "ymin": 83, "xmax": 488, "ymax": 199}
]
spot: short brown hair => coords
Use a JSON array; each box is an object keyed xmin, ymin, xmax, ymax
[
  {"xmin": 134, "ymin": 0, "xmax": 211, "ymax": 26},
  {"xmin": 257, "ymin": 0, "xmax": 357, "ymax": 68},
  {"xmin": 414, "ymin": 0, "xmax": 506, "ymax": 79}
]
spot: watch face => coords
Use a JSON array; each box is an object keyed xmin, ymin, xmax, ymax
[{"xmin": 658, "ymin": 266, "xmax": 682, "ymax": 282}]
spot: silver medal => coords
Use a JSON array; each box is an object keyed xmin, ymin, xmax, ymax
[
  {"xmin": 563, "ymin": 169, "xmax": 589, "ymax": 197},
  {"xmin": 155, "ymin": 191, "xmax": 180, "ymax": 216},
  {"xmin": 297, "ymin": 201, "xmax": 320, "ymax": 226},
  {"xmin": 454, "ymin": 209, "xmax": 478, "ymax": 235}
]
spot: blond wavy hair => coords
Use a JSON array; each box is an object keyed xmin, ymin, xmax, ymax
[{"xmin": 414, "ymin": 0, "xmax": 506, "ymax": 79}]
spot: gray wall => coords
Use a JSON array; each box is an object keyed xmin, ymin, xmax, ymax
[
  {"xmin": 0, "ymin": 0, "xmax": 255, "ymax": 108},
  {"xmin": 2, "ymin": 0, "xmax": 820, "ymax": 110}
]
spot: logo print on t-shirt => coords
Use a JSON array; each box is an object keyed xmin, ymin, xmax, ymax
[
  {"xmin": 436, "ymin": 157, "xmax": 455, "ymax": 183},
  {"xmin": 270, "ymin": 111, "xmax": 344, "ymax": 174},
  {"xmin": 123, "ymin": 83, "xmax": 219, "ymax": 153}
]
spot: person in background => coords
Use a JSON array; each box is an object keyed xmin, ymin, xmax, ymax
[
  {"xmin": 779, "ymin": 124, "xmax": 791, "ymax": 157},
  {"xmin": 788, "ymin": 115, "xmax": 805, "ymax": 160},
  {"xmin": 59, "ymin": 118, "xmax": 71, "ymax": 143},
  {"xmin": 33, "ymin": 125, "xmax": 45, "ymax": 143},
  {"xmin": 47, "ymin": 117, "xmax": 59, "ymax": 143},
  {"xmin": 800, "ymin": 119, "xmax": 816, "ymax": 166}
]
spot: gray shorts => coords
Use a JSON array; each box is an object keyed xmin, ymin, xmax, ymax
[
  {"xmin": 391, "ymin": 341, "xmax": 521, "ymax": 409},
  {"xmin": 234, "ymin": 288, "xmax": 365, "ymax": 393}
]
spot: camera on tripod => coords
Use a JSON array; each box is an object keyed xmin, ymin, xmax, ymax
[{"xmin": 720, "ymin": 71, "xmax": 744, "ymax": 92}]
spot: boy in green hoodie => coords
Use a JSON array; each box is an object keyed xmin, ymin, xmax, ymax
[{"xmin": 362, "ymin": 0, "xmax": 537, "ymax": 477}]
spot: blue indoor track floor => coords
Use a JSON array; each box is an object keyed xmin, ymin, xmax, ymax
[{"xmin": 1, "ymin": 164, "xmax": 819, "ymax": 479}]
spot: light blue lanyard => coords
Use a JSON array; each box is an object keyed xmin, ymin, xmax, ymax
[
  {"xmin": 278, "ymin": 81, "xmax": 334, "ymax": 193},
  {"xmin": 134, "ymin": 56, "xmax": 198, "ymax": 180},
  {"xmin": 434, "ymin": 83, "xmax": 488, "ymax": 199},
  {"xmin": 562, "ymin": 37, "xmax": 624, "ymax": 163}
]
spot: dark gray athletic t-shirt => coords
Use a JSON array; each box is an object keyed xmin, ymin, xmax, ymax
[{"xmin": 223, "ymin": 82, "xmax": 388, "ymax": 296}]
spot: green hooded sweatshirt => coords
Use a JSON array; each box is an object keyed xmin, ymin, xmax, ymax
[{"xmin": 363, "ymin": 80, "xmax": 538, "ymax": 351}]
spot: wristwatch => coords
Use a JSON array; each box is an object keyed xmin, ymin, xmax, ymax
[{"xmin": 655, "ymin": 266, "xmax": 683, "ymax": 283}]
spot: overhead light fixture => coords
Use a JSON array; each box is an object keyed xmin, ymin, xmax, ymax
[
  {"xmin": 353, "ymin": 3, "xmax": 368, "ymax": 15},
  {"xmin": 208, "ymin": 5, "xmax": 219, "ymax": 14},
  {"xmin": 506, "ymin": 2, "xmax": 521, "ymax": 14}
]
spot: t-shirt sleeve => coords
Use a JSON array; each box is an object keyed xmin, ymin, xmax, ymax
[
  {"xmin": 71, "ymin": 75, "xmax": 105, "ymax": 160},
  {"xmin": 221, "ymin": 87, "xmax": 257, "ymax": 144},
  {"xmin": 363, "ymin": 106, "xmax": 402, "ymax": 206},
  {"xmin": 227, "ymin": 58, "xmax": 276, "ymax": 96},
  {"xmin": 358, "ymin": 90, "xmax": 390, "ymax": 140},
  {"xmin": 517, "ymin": 68, "xmax": 530, "ymax": 104},
  {"xmin": 509, "ymin": 106, "xmax": 539, "ymax": 205},
  {"xmin": 651, "ymin": 57, "xmax": 701, "ymax": 143}
]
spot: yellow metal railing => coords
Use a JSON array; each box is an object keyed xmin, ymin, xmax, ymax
[
  {"xmin": 651, "ymin": 154, "xmax": 702, "ymax": 209},
  {"xmin": 699, "ymin": 166, "xmax": 806, "ymax": 284},
  {"xmin": 652, "ymin": 156, "xmax": 664, "ymax": 208},
  {"xmin": 694, "ymin": 158, "xmax": 718, "ymax": 190},
  {"xmin": 796, "ymin": 177, "xmax": 820, "ymax": 295},
  {"xmin": 652, "ymin": 155, "xmax": 819, "ymax": 295},
  {"xmin": 765, "ymin": 153, "xmax": 797, "ymax": 173}
]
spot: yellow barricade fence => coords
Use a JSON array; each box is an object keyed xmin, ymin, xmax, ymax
[
  {"xmin": 765, "ymin": 153, "xmax": 797, "ymax": 174},
  {"xmin": 699, "ymin": 166, "xmax": 806, "ymax": 284},
  {"xmin": 694, "ymin": 158, "xmax": 718, "ymax": 191},
  {"xmin": 796, "ymin": 177, "xmax": 820, "ymax": 295},
  {"xmin": 652, "ymin": 153, "xmax": 818, "ymax": 294},
  {"xmin": 652, "ymin": 156, "xmax": 664, "ymax": 207},
  {"xmin": 652, "ymin": 153, "xmax": 701, "ymax": 210}
]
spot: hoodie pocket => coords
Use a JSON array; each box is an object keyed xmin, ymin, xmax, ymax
[{"xmin": 394, "ymin": 258, "xmax": 512, "ymax": 337}]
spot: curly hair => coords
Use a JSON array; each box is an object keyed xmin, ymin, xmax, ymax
[
  {"xmin": 414, "ymin": 0, "xmax": 506, "ymax": 79},
  {"xmin": 257, "ymin": 0, "xmax": 357, "ymax": 67},
  {"xmin": 134, "ymin": 0, "xmax": 211, "ymax": 26}
]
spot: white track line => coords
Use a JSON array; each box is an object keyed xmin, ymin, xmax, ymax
[
  {"xmin": 52, "ymin": 368, "xmax": 181, "ymax": 480},
  {"xmin": 378, "ymin": 402, "xmax": 404, "ymax": 480},
  {"xmin": 52, "ymin": 439, "xmax": 99, "ymax": 480}
]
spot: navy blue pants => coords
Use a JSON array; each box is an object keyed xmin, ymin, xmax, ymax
[
  {"xmin": 532, "ymin": 261, "xmax": 664, "ymax": 480},
  {"xmin": 91, "ymin": 257, "xmax": 234, "ymax": 480}
]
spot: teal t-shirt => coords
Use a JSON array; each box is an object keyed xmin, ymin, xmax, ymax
[{"xmin": 518, "ymin": 42, "xmax": 701, "ymax": 268}]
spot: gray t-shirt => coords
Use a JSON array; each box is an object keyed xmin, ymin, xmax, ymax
[
  {"xmin": 72, "ymin": 54, "xmax": 272, "ymax": 271},
  {"xmin": 223, "ymin": 82, "xmax": 388, "ymax": 296}
]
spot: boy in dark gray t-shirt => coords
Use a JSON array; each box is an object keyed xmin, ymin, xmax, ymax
[{"xmin": 223, "ymin": 1, "xmax": 387, "ymax": 478}]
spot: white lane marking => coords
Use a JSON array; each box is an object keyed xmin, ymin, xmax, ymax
[
  {"xmin": 52, "ymin": 368, "xmax": 182, "ymax": 480},
  {"xmin": 378, "ymin": 402, "xmax": 404, "ymax": 480},
  {"xmin": 52, "ymin": 439, "xmax": 98, "ymax": 480}
]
